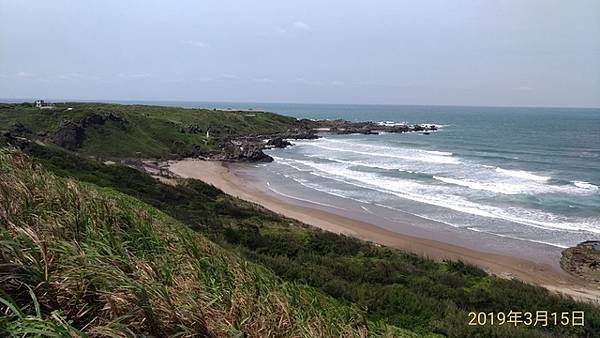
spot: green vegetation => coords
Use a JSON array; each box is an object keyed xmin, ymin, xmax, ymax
[
  {"xmin": 0, "ymin": 102, "xmax": 307, "ymax": 159},
  {"xmin": 0, "ymin": 148, "xmax": 414, "ymax": 337},
  {"xmin": 7, "ymin": 138, "xmax": 600, "ymax": 337},
  {"xmin": 2, "ymin": 103, "xmax": 600, "ymax": 337}
]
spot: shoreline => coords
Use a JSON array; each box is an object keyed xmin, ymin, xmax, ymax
[{"xmin": 166, "ymin": 158, "xmax": 600, "ymax": 303}]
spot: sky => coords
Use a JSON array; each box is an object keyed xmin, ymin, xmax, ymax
[{"xmin": 1, "ymin": 0, "xmax": 599, "ymax": 107}]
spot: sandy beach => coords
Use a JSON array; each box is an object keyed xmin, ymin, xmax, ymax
[{"xmin": 167, "ymin": 159, "xmax": 600, "ymax": 303}]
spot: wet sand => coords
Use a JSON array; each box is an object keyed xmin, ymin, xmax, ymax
[{"xmin": 167, "ymin": 159, "xmax": 600, "ymax": 303}]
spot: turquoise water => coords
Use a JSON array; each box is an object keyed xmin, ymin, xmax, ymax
[{"xmin": 182, "ymin": 102, "xmax": 600, "ymax": 249}]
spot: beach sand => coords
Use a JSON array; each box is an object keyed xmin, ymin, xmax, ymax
[{"xmin": 167, "ymin": 158, "xmax": 600, "ymax": 303}]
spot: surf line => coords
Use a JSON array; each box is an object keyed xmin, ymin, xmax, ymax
[{"xmin": 266, "ymin": 182, "xmax": 346, "ymax": 210}]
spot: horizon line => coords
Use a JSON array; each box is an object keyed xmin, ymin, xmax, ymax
[{"xmin": 1, "ymin": 97, "xmax": 599, "ymax": 110}]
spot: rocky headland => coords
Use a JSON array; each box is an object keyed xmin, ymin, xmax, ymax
[{"xmin": 0, "ymin": 102, "xmax": 437, "ymax": 163}]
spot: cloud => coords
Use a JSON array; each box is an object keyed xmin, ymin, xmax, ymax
[
  {"xmin": 219, "ymin": 74, "xmax": 241, "ymax": 81},
  {"xmin": 180, "ymin": 40, "xmax": 208, "ymax": 48},
  {"xmin": 271, "ymin": 21, "xmax": 310, "ymax": 36},
  {"xmin": 293, "ymin": 78, "xmax": 322, "ymax": 86},
  {"xmin": 116, "ymin": 73, "xmax": 153, "ymax": 79},
  {"xmin": 16, "ymin": 71, "xmax": 33, "ymax": 78},
  {"xmin": 251, "ymin": 78, "xmax": 274, "ymax": 83},
  {"xmin": 293, "ymin": 21, "xmax": 311, "ymax": 31}
]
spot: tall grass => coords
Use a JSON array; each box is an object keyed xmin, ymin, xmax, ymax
[{"xmin": 0, "ymin": 148, "xmax": 415, "ymax": 337}]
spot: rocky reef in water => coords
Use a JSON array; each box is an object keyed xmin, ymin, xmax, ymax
[{"xmin": 203, "ymin": 120, "xmax": 438, "ymax": 162}]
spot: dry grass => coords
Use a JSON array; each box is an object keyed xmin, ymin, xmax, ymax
[{"xmin": 0, "ymin": 148, "xmax": 416, "ymax": 337}]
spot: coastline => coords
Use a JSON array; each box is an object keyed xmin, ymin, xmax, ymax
[{"xmin": 167, "ymin": 158, "xmax": 600, "ymax": 303}]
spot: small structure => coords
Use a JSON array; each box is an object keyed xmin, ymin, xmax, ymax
[
  {"xmin": 34, "ymin": 100, "xmax": 54, "ymax": 109},
  {"xmin": 592, "ymin": 242, "xmax": 600, "ymax": 252}
]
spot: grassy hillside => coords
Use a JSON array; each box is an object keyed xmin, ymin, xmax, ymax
[
  {"xmin": 0, "ymin": 102, "xmax": 307, "ymax": 159},
  {"xmin": 0, "ymin": 148, "xmax": 420, "ymax": 337},
  {"xmin": 9, "ymin": 140, "xmax": 600, "ymax": 337}
]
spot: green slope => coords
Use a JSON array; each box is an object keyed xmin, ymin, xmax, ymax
[
  {"xmin": 0, "ymin": 102, "xmax": 307, "ymax": 159},
  {"xmin": 0, "ymin": 148, "xmax": 416, "ymax": 337}
]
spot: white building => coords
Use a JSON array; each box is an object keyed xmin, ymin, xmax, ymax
[{"xmin": 34, "ymin": 100, "xmax": 54, "ymax": 109}]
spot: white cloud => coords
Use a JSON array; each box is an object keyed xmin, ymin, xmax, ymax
[
  {"xmin": 294, "ymin": 78, "xmax": 322, "ymax": 85},
  {"xmin": 293, "ymin": 21, "xmax": 311, "ymax": 31},
  {"xmin": 116, "ymin": 73, "xmax": 153, "ymax": 79},
  {"xmin": 219, "ymin": 74, "xmax": 241, "ymax": 80},
  {"xmin": 251, "ymin": 78, "xmax": 274, "ymax": 83},
  {"xmin": 180, "ymin": 40, "xmax": 208, "ymax": 48},
  {"xmin": 16, "ymin": 71, "xmax": 32, "ymax": 78}
]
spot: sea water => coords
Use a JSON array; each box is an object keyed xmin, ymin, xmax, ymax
[{"xmin": 190, "ymin": 103, "xmax": 600, "ymax": 250}]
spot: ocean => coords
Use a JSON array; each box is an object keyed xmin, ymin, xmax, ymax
[{"xmin": 182, "ymin": 102, "xmax": 600, "ymax": 252}]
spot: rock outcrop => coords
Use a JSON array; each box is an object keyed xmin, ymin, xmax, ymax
[
  {"xmin": 9, "ymin": 122, "xmax": 32, "ymax": 136},
  {"xmin": 316, "ymin": 120, "xmax": 437, "ymax": 135},
  {"xmin": 49, "ymin": 113, "xmax": 128, "ymax": 151},
  {"xmin": 51, "ymin": 121, "xmax": 85, "ymax": 151},
  {"xmin": 224, "ymin": 139, "xmax": 273, "ymax": 162},
  {"xmin": 265, "ymin": 137, "xmax": 292, "ymax": 149},
  {"xmin": 561, "ymin": 241, "xmax": 600, "ymax": 283},
  {"xmin": 81, "ymin": 112, "xmax": 128, "ymax": 128}
]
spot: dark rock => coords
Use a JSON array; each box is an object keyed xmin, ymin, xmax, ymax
[
  {"xmin": 266, "ymin": 137, "xmax": 292, "ymax": 148},
  {"xmin": 106, "ymin": 112, "xmax": 128, "ymax": 124},
  {"xmin": 51, "ymin": 120, "xmax": 85, "ymax": 151},
  {"xmin": 1, "ymin": 130, "xmax": 13, "ymax": 139},
  {"xmin": 286, "ymin": 130, "xmax": 319, "ymax": 140},
  {"xmin": 185, "ymin": 125, "xmax": 203, "ymax": 134},
  {"xmin": 226, "ymin": 140, "xmax": 273, "ymax": 162},
  {"xmin": 81, "ymin": 114, "xmax": 106, "ymax": 127},
  {"xmin": 311, "ymin": 119, "xmax": 436, "ymax": 135},
  {"xmin": 81, "ymin": 112, "xmax": 128, "ymax": 128},
  {"xmin": 561, "ymin": 241, "xmax": 600, "ymax": 283},
  {"xmin": 9, "ymin": 122, "xmax": 32, "ymax": 135}
]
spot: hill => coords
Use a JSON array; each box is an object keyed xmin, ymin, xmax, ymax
[
  {"xmin": 0, "ymin": 148, "xmax": 416, "ymax": 337},
  {"xmin": 0, "ymin": 102, "xmax": 310, "ymax": 160}
]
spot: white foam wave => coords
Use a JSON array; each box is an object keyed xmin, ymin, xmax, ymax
[
  {"xmin": 275, "ymin": 158, "xmax": 600, "ymax": 234},
  {"xmin": 430, "ymin": 175, "xmax": 583, "ymax": 195},
  {"xmin": 425, "ymin": 150, "xmax": 453, "ymax": 156},
  {"xmin": 433, "ymin": 176, "xmax": 527, "ymax": 195},
  {"xmin": 573, "ymin": 181, "xmax": 599, "ymax": 190},
  {"xmin": 495, "ymin": 167, "xmax": 550, "ymax": 182},
  {"xmin": 376, "ymin": 121, "xmax": 408, "ymax": 127},
  {"xmin": 295, "ymin": 139, "xmax": 461, "ymax": 164}
]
